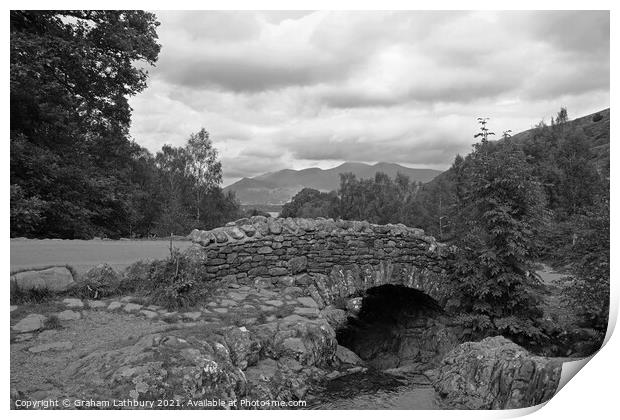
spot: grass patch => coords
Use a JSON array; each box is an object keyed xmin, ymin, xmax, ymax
[
  {"xmin": 255, "ymin": 312, "xmax": 268, "ymax": 325},
  {"xmin": 10, "ymin": 284, "xmax": 56, "ymax": 305},
  {"xmin": 43, "ymin": 314, "xmax": 62, "ymax": 330}
]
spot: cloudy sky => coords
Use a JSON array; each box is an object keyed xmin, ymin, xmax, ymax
[{"xmin": 128, "ymin": 10, "xmax": 610, "ymax": 186}]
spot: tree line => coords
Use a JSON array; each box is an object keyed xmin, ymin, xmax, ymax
[{"xmin": 10, "ymin": 11, "xmax": 243, "ymax": 239}]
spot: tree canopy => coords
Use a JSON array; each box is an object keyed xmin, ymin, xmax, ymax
[{"xmin": 10, "ymin": 11, "xmax": 243, "ymax": 238}]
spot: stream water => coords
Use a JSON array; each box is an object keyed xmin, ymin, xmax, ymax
[
  {"xmin": 308, "ymin": 285, "xmax": 449, "ymax": 409},
  {"xmin": 308, "ymin": 265, "xmax": 568, "ymax": 409},
  {"xmin": 308, "ymin": 370, "xmax": 443, "ymax": 410}
]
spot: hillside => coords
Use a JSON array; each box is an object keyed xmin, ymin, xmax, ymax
[
  {"xmin": 225, "ymin": 162, "xmax": 442, "ymax": 205},
  {"xmin": 509, "ymin": 108, "xmax": 610, "ymax": 173},
  {"xmin": 430, "ymin": 107, "xmax": 610, "ymax": 185},
  {"xmin": 411, "ymin": 107, "xmax": 610, "ymax": 239}
]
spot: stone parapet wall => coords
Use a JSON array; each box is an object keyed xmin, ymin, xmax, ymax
[{"xmin": 189, "ymin": 216, "xmax": 449, "ymax": 302}]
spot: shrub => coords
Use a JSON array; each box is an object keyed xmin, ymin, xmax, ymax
[
  {"xmin": 141, "ymin": 248, "xmax": 219, "ymax": 310},
  {"xmin": 592, "ymin": 113, "xmax": 603, "ymax": 122},
  {"xmin": 73, "ymin": 264, "xmax": 122, "ymax": 299},
  {"xmin": 121, "ymin": 260, "xmax": 153, "ymax": 294},
  {"xmin": 44, "ymin": 314, "xmax": 62, "ymax": 330}
]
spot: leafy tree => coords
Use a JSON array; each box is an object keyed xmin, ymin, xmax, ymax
[
  {"xmin": 404, "ymin": 168, "xmax": 457, "ymax": 239},
  {"xmin": 154, "ymin": 145, "xmax": 192, "ymax": 235},
  {"xmin": 554, "ymin": 129, "xmax": 603, "ymax": 216},
  {"xmin": 473, "ymin": 117, "xmax": 495, "ymax": 141},
  {"xmin": 185, "ymin": 129, "xmax": 222, "ymax": 223},
  {"xmin": 153, "ymin": 131, "xmax": 239, "ymax": 236},
  {"xmin": 563, "ymin": 192, "xmax": 610, "ymax": 333},
  {"xmin": 518, "ymin": 109, "xmax": 607, "ymax": 262},
  {"xmin": 281, "ymin": 188, "xmax": 339, "ymax": 218},
  {"xmin": 552, "ymin": 106, "xmax": 568, "ymax": 126},
  {"xmin": 200, "ymin": 190, "xmax": 243, "ymax": 228},
  {"xmin": 11, "ymin": 10, "xmax": 161, "ymax": 238},
  {"xmin": 447, "ymin": 121, "xmax": 548, "ymax": 343},
  {"xmin": 11, "ymin": 11, "xmax": 246, "ymax": 239},
  {"xmin": 337, "ymin": 172, "xmax": 415, "ymax": 224},
  {"xmin": 10, "ymin": 184, "xmax": 46, "ymax": 237}
]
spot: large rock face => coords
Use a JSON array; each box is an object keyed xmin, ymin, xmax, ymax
[
  {"xmin": 54, "ymin": 317, "xmax": 337, "ymax": 408},
  {"xmin": 430, "ymin": 336, "xmax": 562, "ymax": 409},
  {"xmin": 11, "ymin": 267, "xmax": 75, "ymax": 292}
]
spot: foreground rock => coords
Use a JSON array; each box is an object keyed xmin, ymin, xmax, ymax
[
  {"xmin": 12, "ymin": 314, "xmax": 47, "ymax": 333},
  {"xmin": 56, "ymin": 310, "xmax": 81, "ymax": 321},
  {"xmin": 45, "ymin": 316, "xmax": 338, "ymax": 407},
  {"xmin": 11, "ymin": 267, "xmax": 75, "ymax": 292},
  {"xmin": 430, "ymin": 336, "xmax": 562, "ymax": 409}
]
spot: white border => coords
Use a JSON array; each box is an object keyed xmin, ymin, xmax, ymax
[{"xmin": 2, "ymin": 2, "xmax": 616, "ymax": 420}]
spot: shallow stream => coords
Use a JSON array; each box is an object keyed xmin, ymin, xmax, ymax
[{"xmin": 308, "ymin": 370, "xmax": 443, "ymax": 410}]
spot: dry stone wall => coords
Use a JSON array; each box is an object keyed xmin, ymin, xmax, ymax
[{"xmin": 189, "ymin": 216, "xmax": 451, "ymax": 304}]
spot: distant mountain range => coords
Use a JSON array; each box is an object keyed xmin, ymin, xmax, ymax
[{"xmin": 224, "ymin": 162, "xmax": 442, "ymax": 206}]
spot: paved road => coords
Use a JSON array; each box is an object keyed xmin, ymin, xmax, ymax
[{"xmin": 10, "ymin": 239, "xmax": 193, "ymax": 274}]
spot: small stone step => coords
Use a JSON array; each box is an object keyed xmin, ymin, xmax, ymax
[
  {"xmin": 87, "ymin": 300, "xmax": 107, "ymax": 309},
  {"xmin": 140, "ymin": 310, "xmax": 159, "ymax": 319},
  {"xmin": 297, "ymin": 297, "xmax": 318, "ymax": 308},
  {"xmin": 182, "ymin": 311, "xmax": 202, "ymax": 321},
  {"xmin": 107, "ymin": 301, "xmax": 123, "ymax": 311},
  {"xmin": 123, "ymin": 303, "xmax": 143, "ymax": 312},
  {"xmin": 56, "ymin": 310, "xmax": 81, "ymax": 321},
  {"xmin": 62, "ymin": 298, "xmax": 84, "ymax": 308},
  {"xmin": 293, "ymin": 307, "xmax": 319, "ymax": 318},
  {"xmin": 12, "ymin": 314, "xmax": 47, "ymax": 333}
]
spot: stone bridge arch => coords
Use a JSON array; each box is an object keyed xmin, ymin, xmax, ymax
[
  {"xmin": 188, "ymin": 216, "xmax": 459, "ymax": 372},
  {"xmin": 309, "ymin": 260, "xmax": 450, "ymax": 310},
  {"xmin": 189, "ymin": 216, "xmax": 452, "ymax": 309}
]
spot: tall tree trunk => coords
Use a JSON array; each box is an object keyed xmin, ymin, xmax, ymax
[{"xmin": 196, "ymin": 190, "xmax": 201, "ymax": 223}]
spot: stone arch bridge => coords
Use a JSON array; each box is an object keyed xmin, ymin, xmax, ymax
[{"xmin": 189, "ymin": 216, "xmax": 451, "ymax": 309}]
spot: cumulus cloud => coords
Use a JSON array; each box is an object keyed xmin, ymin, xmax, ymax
[{"xmin": 128, "ymin": 10, "xmax": 610, "ymax": 186}]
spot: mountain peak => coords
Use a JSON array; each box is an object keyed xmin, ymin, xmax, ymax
[{"xmin": 224, "ymin": 161, "xmax": 442, "ymax": 206}]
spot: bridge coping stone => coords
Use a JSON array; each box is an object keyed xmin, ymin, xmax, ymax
[{"xmin": 189, "ymin": 216, "xmax": 439, "ymax": 249}]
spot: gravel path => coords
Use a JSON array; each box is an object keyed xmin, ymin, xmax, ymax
[
  {"xmin": 10, "ymin": 310, "xmax": 175, "ymax": 398},
  {"xmin": 10, "ymin": 281, "xmax": 316, "ymax": 400}
]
